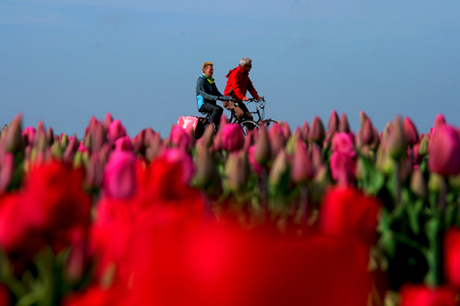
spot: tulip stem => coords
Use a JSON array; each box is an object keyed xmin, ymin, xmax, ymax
[{"xmin": 438, "ymin": 176, "xmax": 447, "ymax": 210}]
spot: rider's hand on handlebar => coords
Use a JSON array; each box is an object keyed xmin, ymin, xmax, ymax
[{"xmin": 242, "ymin": 97, "xmax": 249, "ymax": 101}]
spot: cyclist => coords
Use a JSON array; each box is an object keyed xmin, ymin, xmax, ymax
[
  {"xmin": 196, "ymin": 62, "xmax": 232, "ymax": 133},
  {"xmin": 224, "ymin": 57, "xmax": 264, "ymax": 123}
]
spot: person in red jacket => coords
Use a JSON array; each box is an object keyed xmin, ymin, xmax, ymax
[{"xmin": 224, "ymin": 57, "xmax": 263, "ymax": 123}]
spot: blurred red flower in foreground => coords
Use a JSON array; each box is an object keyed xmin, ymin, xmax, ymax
[
  {"xmin": 444, "ymin": 227, "xmax": 460, "ymax": 290},
  {"xmin": 0, "ymin": 161, "xmax": 91, "ymax": 255},
  {"xmin": 399, "ymin": 283, "xmax": 457, "ymax": 306},
  {"xmin": 127, "ymin": 220, "xmax": 371, "ymax": 306},
  {"xmin": 319, "ymin": 186, "xmax": 381, "ymax": 245}
]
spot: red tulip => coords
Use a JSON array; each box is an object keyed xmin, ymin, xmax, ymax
[
  {"xmin": 399, "ymin": 283, "xmax": 457, "ymax": 306},
  {"xmin": 308, "ymin": 116, "xmax": 325, "ymax": 143},
  {"xmin": 444, "ymin": 227, "xmax": 460, "ymax": 289},
  {"xmin": 114, "ymin": 136, "xmax": 133, "ymax": 152},
  {"xmin": 127, "ymin": 219, "xmax": 371, "ymax": 306},
  {"xmin": 428, "ymin": 124, "xmax": 460, "ymax": 176},
  {"xmin": 327, "ymin": 110, "xmax": 339, "ymax": 135},
  {"xmin": 319, "ymin": 186, "xmax": 381, "ymax": 245},
  {"xmin": 0, "ymin": 161, "xmax": 91, "ymax": 254}
]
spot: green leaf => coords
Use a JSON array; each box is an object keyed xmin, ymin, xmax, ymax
[{"xmin": 358, "ymin": 154, "xmax": 385, "ymax": 196}]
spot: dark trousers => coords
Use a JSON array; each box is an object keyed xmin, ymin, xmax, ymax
[{"xmin": 199, "ymin": 103, "xmax": 223, "ymax": 131}]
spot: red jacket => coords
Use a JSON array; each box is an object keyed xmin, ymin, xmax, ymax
[{"xmin": 224, "ymin": 65, "xmax": 260, "ymax": 100}]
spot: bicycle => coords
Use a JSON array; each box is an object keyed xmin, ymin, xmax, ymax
[{"xmin": 227, "ymin": 98, "xmax": 278, "ymax": 135}]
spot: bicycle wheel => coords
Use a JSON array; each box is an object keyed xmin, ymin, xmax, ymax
[
  {"xmin": 239, "ymin": 120, "xmax": 260, "ymax": 136},
  {"xmin": 261, "ymin": 119, "xmax": 278, "ymax": 129}
]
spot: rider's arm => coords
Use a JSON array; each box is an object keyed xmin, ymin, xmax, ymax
[{"xmin": 247, "ymin": 78, "xmax": 260, "ymax": 100}]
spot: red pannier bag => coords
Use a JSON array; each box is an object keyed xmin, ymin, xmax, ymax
[{"xmin": 177, "ymin": 116, "xmax": 199, "ymax": 133}]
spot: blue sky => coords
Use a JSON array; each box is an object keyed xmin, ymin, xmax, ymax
[{"xmin": 1, "ymin": 0, "xmax": 460, "ymax": 138}]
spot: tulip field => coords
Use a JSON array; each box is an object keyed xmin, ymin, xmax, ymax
[{"xmin": 1, "ymin": 111, "xmax": 460, "ymax": 305}]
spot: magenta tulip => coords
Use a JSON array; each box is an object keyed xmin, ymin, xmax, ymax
[
  {"xmin": 114, "ymin": 136, "xmax": 134, "ymax": 152},
  {"xmin": 221, "ymin": 123, "xmax": 244, "ymax": 152},
  {"xmin": 102, "ymin": 151, "xmax": 137, "ymax": 200},
  {"xmin": 428, "ymin": 124, "xmax": 460, "ymax": 176},
  {"xmin": 169, "ymin": 125, "xmax": 191, "ymax": 152},
  {"xmin": 107, "ymin": 119, "xmax": 127, "ymax": 144},
  {"xmin": 291, "ymin": 140, "xmax": 315, "ymax": 183}
]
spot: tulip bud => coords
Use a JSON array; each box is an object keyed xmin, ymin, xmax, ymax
[
  {"xmin": 386, "ymin": 116, "xmax": 407, "ymax": 160},
  {"xmin": 197, "ymin": 124, "xmax": 215, "ymax": 148},
  {"xmin": 301, "ymin": 121, "xmax": 309, "ymax": 141},
  {"xmin": 291, "ymin": 140, "xmax": 315, "ymax": 183},
  {"xmin": 104, "ymin": 112, "xmax": 114, "ymax": 132},
  {"xmin": 224, "ymin": 151, "xmax": 250, "ymax": 194},
  {"xmin": 46, "ymin": 127, "xmax": 54, "ymax": 145},
  {"xmin": 50, "ymin": 141, "xmax": 63, "ymax": 160},
  {"xmin": 221, "ymin": 124, "xmax": 244, "ymax": 152},
  {"xmin": 0, "ymin": 152, "xmax": 14, "ymax": 192},
  {"xmin": 285, "ymin": 133, "xmax": 299, "ymax": 156},
  {"xmin": 91, "ymin": 121, "xmax": 107, "ymax": 153},
  {"xmin": 327, "ymin": 110, "xmax": 339, "ymax": 135},
  {"xmin": 428, "ymin": 172, "xmax": 444, "ymax": 194},
  {"xmin": 403, "ymin": 117, "xmax": 419, "ymax": 146},
  {"xmin": 338, "ymin": 113, "xmax": 351, "ymax": 133},
  {"xmin": 63, "ymin": 135, "xmax": 78, "ymax": 164},
  {"xmin": 268, "ymin": 123, "xmax": 285, "ymax": 157},
  {"xmin": 410, "ymin": 167, "xmax": 427, "ymax": 198},
  {"xmin": 102, "ymin": 151, "xmax": 137, "ymax": 200},
  {"xmin": 5, "ymin": 114, "xmax": 25, "ymax": 153},
  {"xmin": 254, "ymin": 124, "xmax": 271, "ymax": 166},
  {"xmin": 281, "ymin": 122, "xmax": 292, "ymax": 140},
  {"xmin": 268, "ymin": 149, "xmax": 290, "ymax": 189},
  {"xmin": 428, "ymin": 124, "xmax": 460, "ymax": 176},
  {"xmin": 418, "ymin": 135, "xmax": 429, "ymax": 157},
  {"xmin": 433, "ymin": 114, "xmax": 446, "ymax": 129},
  {"xmin": 114, "ymin": 136, "xmax": 134, "ymax": 152},
  {"xmin": 107, "ymin": 119, "xmax": 127, "ymax": 144},
  {"xmin": 193, "ymin": 143, "xmax": 221, "ymax": 194},
  {"xmin": 145, "ymin": 133, "xmax": 163, "ymax": 162},
  {"xmin": 22, "ymin": 126, "xmax": 36, "ymax": 147},
  {"xmin": 85, "ymin": 153, "xmax": 104, "ymax": 189},
  {"xmin": 361, "ymin": 119, "xmax": 374, "ymax": 145},
  {"xmin": 311, "ymin": 144, "xmax": 324, "ymax": 172},
  {"xmin": 308, "ymin": 116, "xmax": 325, "ymax": 144},
  {"xmin": 243, "ymin": 129, "xmax": 256, "ymax": 153},
  {"xmin": 132, "ymin": 129, "xmax": 146, "ymax": 154}
]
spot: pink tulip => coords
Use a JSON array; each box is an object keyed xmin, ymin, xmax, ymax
[
  {"xmin": 248, "ymin": 145, "xmax": 263, "ymax": 176},
  {"xmin": 102, "ymin": 151, "xmax": 138, "ymax": 200},
  {"xmin": 331, "ymin": 132, "xmax": 356, "ymax": 157},
  {"xmin": 22, "ymin": 126, "xmax": 36, "ymax": 146},
  {"xmin": 360, "ymin": 119, "xmax": 374, "ymax": 146},
  {"xmin": 403, "ymin": 117, "xmax": 419, "ymax": 146},
  {"xmin": 267, "ymin": 123, "xmax": 285, "ymax": 157},
  {"xmin": 107, "ymin": 119, "xmax": 127, "ymax": 144},
  {"xmin": 330, "ymin": 151, "xmax": 356, "ymax": 185},
  {"xmin": 160, "ymin": 148, "xmax": 195, "ymax": 184},
  {"xmin": 428, "ymin": 124, "xmax": 460, "ymax": 176},
  {"xmin": 221, "ymin": 124, "xmax": 244, "ymax": 152},
  {"xmin": 434, "ymin": 114, "xmax": 446, "ymax": 130},
  {"xmin": 78, "ymin": 142, "xmax": 89, "ymax": 153},
  {"xmin": 114, "ymin": 136, "xmax": 134, "ymax": 152},
  {"xmin": 291, "ymin": 140, "xmax": 315, "ymax": 183},
  {"xmin": 169, "ymin": 125, "xmax": 191, "ymax": 151}
]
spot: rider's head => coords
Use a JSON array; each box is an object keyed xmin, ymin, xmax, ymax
[
  {"xmin": 202, "ymin": 62, "xmax": 214, "ymax": 77},
  {"xmin": 239, "ymin": 57, "xmax": 252, "ymax": 72}
]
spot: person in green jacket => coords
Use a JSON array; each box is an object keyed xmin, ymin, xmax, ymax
[{"xmin": 196, "ymin": 62, "xmax": 232, "ymax": 133}]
